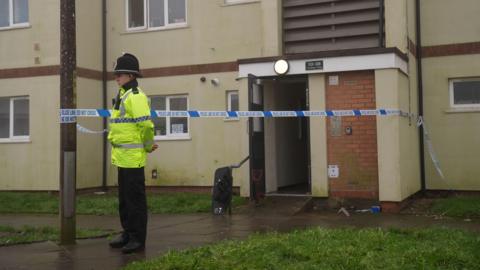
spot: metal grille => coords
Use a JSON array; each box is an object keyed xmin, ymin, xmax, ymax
[{"xmin": 283, "ymin": 0, "xmax": 384, "ymax": 54}]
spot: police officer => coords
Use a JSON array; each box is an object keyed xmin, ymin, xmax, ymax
[{"xmin": 108, "ymin": 53, "xmax": 157, "ymax": 253}]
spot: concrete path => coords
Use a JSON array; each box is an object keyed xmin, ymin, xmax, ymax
[{"xmin": 0, "ymin": 212, "xmax": 479, "ymax": 270}]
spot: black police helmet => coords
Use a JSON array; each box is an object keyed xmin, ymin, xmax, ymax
[{"xmin": 114, "ymin": 53, "xmax": 142, "ymax": 77}]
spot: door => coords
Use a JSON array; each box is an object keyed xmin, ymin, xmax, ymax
[{"xmin": 248, "ymin": 74, "xmax": 265, "ymax": 202}]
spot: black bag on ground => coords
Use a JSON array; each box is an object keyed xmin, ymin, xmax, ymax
[{"xmin": 212, "ymin": 166, "xmax": 233, "ymax": 215}]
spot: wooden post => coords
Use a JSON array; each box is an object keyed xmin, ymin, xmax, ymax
[{"xmin": 59, "ymin": 0, "xmax": 77, "ymax": 245}]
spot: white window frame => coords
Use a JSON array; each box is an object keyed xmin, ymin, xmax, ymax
[
  {"xmin": 225, "ymin": 90, "xmax": 239, "ymax": 121},
  {"xmin": 0, "ymin": 0, "xmax": 30, "ymax": 30},
  {"xmin": 449, "ymin": 78, "xmax": 480, "ymax": 109},
  {"xmin": 223, "ymin": 0, "xmax": 259, "ymax": 6},
  {"xmin": 152, "ymin": 94, "xmax": 190, "ymax": 140},
  {"xmin": 125, "ymin": 0, "xmax": 188, "ymax": 32},
  {"xmin": 0, "ymin": 96, "xmax": 30, "ymax": 143}
]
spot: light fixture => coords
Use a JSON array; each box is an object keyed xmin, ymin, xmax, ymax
[
  {"xmin": 274, "ymin": 59, "xmax": 289, "ymax": 75},
  {"xmin": 211, "ymin": 78, "xmax": 220, "ymax": 86}
]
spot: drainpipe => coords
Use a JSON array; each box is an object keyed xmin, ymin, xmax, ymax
[
  {"xmin": 415, "ymin": 0, "xmax": 426, "ymax": 192},
  {"xmin": 101, "ymin": 0, "xmax": 107, "ymax": 191}
]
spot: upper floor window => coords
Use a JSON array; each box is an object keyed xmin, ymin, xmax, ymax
[
  {"xmin": 150, "ymin": 95, "xmax": 189, "ymax": 140},
  {"xmin": 449, "ymin": 78, "xmax": 480, "ymax": 108},
  {"xmin": 127, "ymin": 0, "xmax": 186, "ymax": 31},
  {"xmin": 0, "ymin": 96, "xmax": 29, "ymax": 142},
  {"xmin": 0, "ymin": 0, "xmax": 29, "ymax": 29}
]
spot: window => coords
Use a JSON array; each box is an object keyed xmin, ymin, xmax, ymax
[
  {"xmin": 226, "ymin": 90, "xmax": 239, "ymax": 120},
  {"xmin": 450, "ymin": 78, "xmax": 480, "ymax": 108},
  {"xmin": 0, "ymin": 96, "xmax": 29, "ymax": 141},
  {"xmin": 151, "ymin": 95, "xmax": 189, "ymax": 139},
  {"xmin": 0, "ymin": 0, "xmax": 29, "ymax": 29},
  {"xmin": 224, "ymin": 0, "xmax": 257, "ymax": 4},
  {"xmin": 126, "ymin": 0, "xmax": 186, "ymax": 31}
]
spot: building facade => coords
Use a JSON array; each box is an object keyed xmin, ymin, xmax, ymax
[{"xmin": 0, "ymin": 0, "xmax": 479, "ymax": 208}]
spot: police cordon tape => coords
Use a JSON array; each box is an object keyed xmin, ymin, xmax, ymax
[
  {"xmin": 65, "ymin": 109, "xmax": 445, "ymax": 181},
  {"xmin": 60, "ymin": 108, "xmax": 411, "ymax": 123}
]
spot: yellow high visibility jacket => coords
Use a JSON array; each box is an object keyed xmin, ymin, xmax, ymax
[{"xmin": 108, "ymin": 84, "xmax": 154, "ymax": 168}]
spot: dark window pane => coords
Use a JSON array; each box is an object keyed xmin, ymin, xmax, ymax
[
  {"xmin": 128, "ymin": 0, "xmax": 145, "ymax": 28},
  {"xmin": 170, "ymin": 97, "xmax": 187, "ymax": 110},
  {"xmin": 168, "ymin": 0, "xmax": 185, "ymax": 24},
  {"xmin": 153, "ymin": 118, "xmax": 166, "ymax": 136},
  {"xmin": 149, "ymin": 0, "xmax": 164, "ymax": 27},
  {"xmin": 231, "ymin": 93, "xmax": 239, "ymax": 111},
  {"xmin": 0, "ymin": 0, "xmax": 9, "ymax": 27},
  {"xmin": 13, "ymin": 99, "xmax": 29, "ymax": 136},
  {"xmin": 453, "ymin": 81, "xmax": 480, "ymax": 105},
  {"xmin": 150, "ymin": 96, "xmax": 166, "ymax": 136},
  {"xmin": 151, "ymin": 96, "xmax": 166, "ymax": 110},
  {"xmin": 13, "ymin": 0, "xmax": 28, "ymax": 24},
  {"xmin": 0, "ymin": 98, "xmax": 10, "ymax": 138},
  {"xmin": 171, "ymin": 117, "xmax": 188, "ymax": 134}
]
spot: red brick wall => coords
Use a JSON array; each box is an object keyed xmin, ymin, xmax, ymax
[{"xmin": 326, "ymin": 71, "xmax": 379, "ymax": 199}]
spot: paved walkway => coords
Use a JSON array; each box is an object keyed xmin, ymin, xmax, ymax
[{"xmin": 0, "ymin": 211, "xmax": 479, "ymax": 270}]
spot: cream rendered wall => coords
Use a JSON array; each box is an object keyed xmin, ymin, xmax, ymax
[
  {"xmin": 0, "ymin": 0, "xmax": 60, "ymax": 190},
  {"xmin": 421, "ymin": 0, "xmax": 480, "ymax": 46},
  {"xmin": 308, "ymin": 74, "xmax": 328, "ymax": 197},
  {"xmin": 76, "ymin": 0, "xmax": 103, "ymax": 70},
  {"xmin": 107, "ymin": 0, "xmax": 264, "ymax": 69},
  {"xmin": 263, "ymin": 81, "xmax": 278, "ymax": 193},
  {"xmin": 106, "ymin": 72, "xmax": 249, "ymax": 193},
  {"xmin": 104, "ymin": 0, "xmax": 271, "ymax": 194},
  {"xmin": 76, "ymin": 78, "xmax": 104, "ymax": 189},
  {"xmin": 0, "ymin": 76, "xmax": 60, "ymax": 190},
  {"xmin": 0, "ymin": 0, "xmax": 60, "ymax": 68},
  {"xmin": 260, "ymin": 0, "xmax": 282, "ymax": 56},
  {"xmin": 76, "ymin": 0, "xmax": 104, "ymax": 189},
  {"xmin": 397, "ymin": 71, "xmax": 421, "ymax": 199},
  {"xmin": 422, "ymin": 55, "xmax": 480, "ymax": 190},
  {"xmin": 376, "ymin": 69, "xmax": 420, "ymax": 201},
  {"xmin": 384, "ymin": 0, "xmax": 408, "ymax": 53}
]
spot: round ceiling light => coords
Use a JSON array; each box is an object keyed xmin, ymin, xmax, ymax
[{"xmin": 274, "ymin": 59, "xmax": 289, "ymax": 75}]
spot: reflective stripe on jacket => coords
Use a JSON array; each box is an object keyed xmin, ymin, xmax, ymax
[{"xmin": 108, "ymin": 86, "xmax": 154, "ymax": 168}]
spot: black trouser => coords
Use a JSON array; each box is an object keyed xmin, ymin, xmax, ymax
[{"xmin": 118, "ymin": 167, "xmax": 148, "ymax": 245}]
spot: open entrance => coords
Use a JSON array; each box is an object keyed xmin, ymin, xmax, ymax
[{"xmin": 248, "ymin": 75, "xmax": 310, "ymax": 199}]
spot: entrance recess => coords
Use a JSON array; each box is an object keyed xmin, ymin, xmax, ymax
[{"xmin": 249, "ymin": 74, "xmax": 311, "ymax": 199}]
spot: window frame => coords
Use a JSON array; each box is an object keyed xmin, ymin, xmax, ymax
[
  {"xmin": 0, "ymin": 0, "xmax": 30, "ymax": 31},
  {"xmin": 223, "ymin": 0, "xmax": 259, "ymax": 6},
  {"xmin": 125, "ymin": 0, "xmax": 188, "ymax": 32},
  {"xmin": 151, "ymin": 94, "xmax": 190, "ymax": 140},
  {"xmin": 225, "ymin": 90, "xmax": 239, "ymax": 121},
  {"xmin": 0, "ymin": 96, "xmax": 30, "ymax": 143},
  {"xmin": 449, "ymin": 78, "xmax": 480, "ymax": 109}
]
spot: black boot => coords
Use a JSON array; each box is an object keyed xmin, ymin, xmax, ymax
[
  {"xmin": 121, "ymin": 239, "xmax": 145, "ymax": 254},
  {"xmin": 109, "ymin": 233, "xmax": 129, "ymax": 248}
]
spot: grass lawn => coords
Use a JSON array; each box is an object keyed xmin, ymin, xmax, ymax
[
  {"xmin": 124, "ymin": 227, "xmax": 480, "ymax": 270},
  {"xmin": 0, "ymin": 225, "xmax": 113, "ymax": 246},
  {"xmin": 430, "ymin": 196, "xmax": 480, "ymax": 218},
  {"xmin": 0, "ymin": 192, "xmax": 247, "ymax": 215}
]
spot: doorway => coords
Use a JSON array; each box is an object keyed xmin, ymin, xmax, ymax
[{"xmin": 249, "ymin": 75, "xmax": 311, "ymax": 198}]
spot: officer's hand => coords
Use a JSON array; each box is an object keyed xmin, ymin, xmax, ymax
[{"xmin": 151, "ymin": 144, "xmax": 158, "ymax": 152}]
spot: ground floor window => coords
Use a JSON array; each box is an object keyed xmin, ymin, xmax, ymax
[
  {"xmin": 0, "ymin": 96, "xmax": 29, "ymax": 141},
  {"xmin": 150, "ymin": 95, "xmax": 189, "ymax": 139},
  {"xmin": 226, "ymin": 90, "xmax": 239, "ymax": 120},
  {"xmin": 450, "ymin": 78, "xmax": 480, "ymax": 108}
]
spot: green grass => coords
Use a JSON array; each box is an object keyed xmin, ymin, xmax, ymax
[
  {"xmin": 124, "ymin": 228, "xmax": 480, "ymax": 270},
  {"xmin": 0, "ymin": 225, "xmax": 113, "ymax": 246},
  {"xmin": 0, "ymin": 192, "xmax": 247, "ymax": 215},
  {"xmin": 430, "ymin": 196, "xmax": 480, "ymax": 218}
]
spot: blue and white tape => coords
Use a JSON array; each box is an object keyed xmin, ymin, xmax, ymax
[{"xmin": 61, "ymin": 109, "xmax": 408, "ymax": 123}]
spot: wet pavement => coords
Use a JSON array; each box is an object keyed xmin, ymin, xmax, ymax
[{"xmin": 0, "ymin": 211, "xmax": 479, "ymax": 270}]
